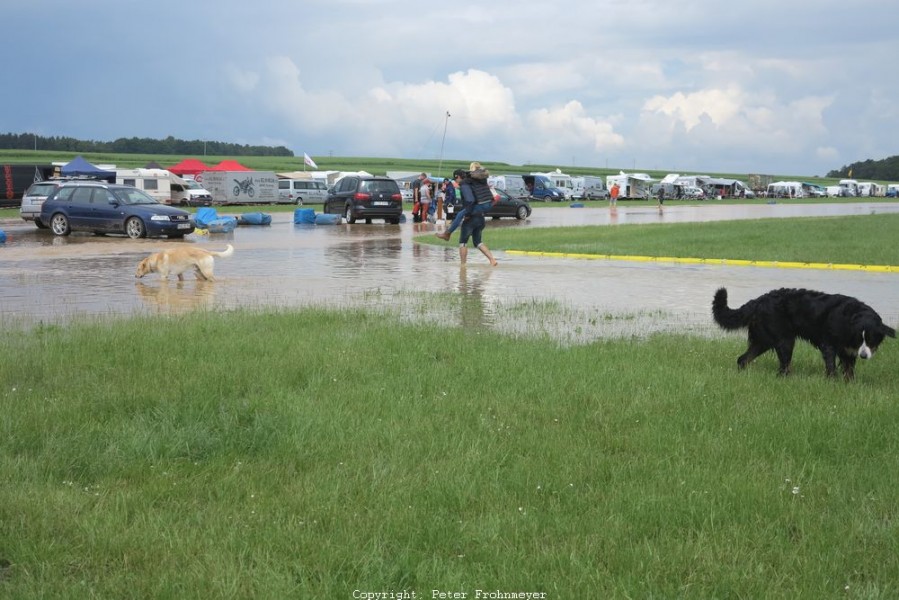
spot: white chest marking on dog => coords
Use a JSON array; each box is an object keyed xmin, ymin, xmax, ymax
[{"xmin": 858, "ymin": 330, "xmax": 872, "ymax": 360}]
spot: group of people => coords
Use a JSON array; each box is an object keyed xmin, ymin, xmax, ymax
[{"xmin": 418, "ymin": 162, "xmax": 497, "ymax": 267}]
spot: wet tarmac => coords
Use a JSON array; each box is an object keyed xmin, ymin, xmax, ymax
[{"xmin": 2, "ymin": 202, "xmax": 898, "ymax": 343}]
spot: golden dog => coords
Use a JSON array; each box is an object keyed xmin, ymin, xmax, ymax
[{"xmin": 136, "ymin": 244, "xmax": 234, "ymax": 281}]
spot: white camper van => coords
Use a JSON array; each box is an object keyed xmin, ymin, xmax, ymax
[{"xmin": 487, "ymin": 174, "xmax": 527, "ymax": 197}]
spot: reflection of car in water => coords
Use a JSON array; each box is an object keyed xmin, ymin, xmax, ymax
[
  {"xmin": 232, "ymin": 177, "xmax": 255, "ymax": 198},
  {"xmin": 444, "ymin": 187, "xmax": 532, "ymax": 220}
]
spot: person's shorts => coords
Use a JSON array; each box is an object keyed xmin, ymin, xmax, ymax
[{"xmin": 459, "ymin": 214, "xmax": 485, "ymax": 247}]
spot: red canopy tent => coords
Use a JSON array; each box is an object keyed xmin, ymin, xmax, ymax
[
  {"xmin": 208, "ymin": 159, "xmax": 251, "ymax": 171},
  {"xmin": 168, "ymin": 158, "xmax": 210, "ymax": 176}
]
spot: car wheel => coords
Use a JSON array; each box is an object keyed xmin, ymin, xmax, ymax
[
  {"xmin": 345, "ymin": 205, "xmax": 356, "ymax": 224},
  {"xmin": 50, "ymin": 213, "xmax": 71, "ymax": 236},
  {"xmin": 125, "ymin": 217, "xmax": 146, "ymax": 239},
  {"xmin": 35, "ymin": 218, "xmax": 48, "ymax": 229},
  {"xmin": 516, "ymin": 206, "xmax": 529, "ymax": 220}
]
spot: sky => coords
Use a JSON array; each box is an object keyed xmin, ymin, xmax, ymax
[{"xmin": 2, "ymin": 0, "xmax": 897, "ymax": 177}]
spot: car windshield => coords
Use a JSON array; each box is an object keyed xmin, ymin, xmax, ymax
[
  {"xmin": 185, "ymin": 180, "xmax": 203, "ymax": 189},
  {"xmin": 113, "ymin": 188, "xmax": 159, "ymax": 205}
]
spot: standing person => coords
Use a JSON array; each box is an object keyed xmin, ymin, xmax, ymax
[
  {"xmin": 411, "ymin": 172, "xmax": 425, "ymax": 222},
  {"xmin": 419, "ymin": 178, "xmax": 432, "ymax": 223},
  {"xmin": 610, "ymin": 182, "xmax": 620, "ymax": 206},
  {"xmin": 436, "ymin": 178, "xmax": 448, "ymax": 221},
  {"xmin": 436, "ymin": 163, "xmax": 491, "ymax": 241},
  {"xmin": 657, "ymin": 185, "xmax": 665, "ymax": 211},
  {"xmin": 456, "ymin": 164, "xmax": 498, "ymax": 266}
]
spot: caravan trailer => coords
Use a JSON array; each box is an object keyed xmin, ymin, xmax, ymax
[{"xmin": 116, "ymin": 168, "xmax": 213, "ymax": 206}]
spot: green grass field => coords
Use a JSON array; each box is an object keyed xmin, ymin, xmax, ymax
[
  {"xmin": 2, "ymin": 309, "xmax": 898, "ymax": 598},
  {"xmin": 2, "ymin": 211, "xmax": 899, "ymax": 597}
]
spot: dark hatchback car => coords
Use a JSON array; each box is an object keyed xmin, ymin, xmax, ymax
[
  {"xmin": 324, "ymin": 176, "xmax": 403, "ymax": 224},
  {"xmin": 40, "ymin": 182, "xmax": 194, "ymax": 238},
  {"xmin": 445, "ymin": 187, "xmax": 532, "ymax": 221}
]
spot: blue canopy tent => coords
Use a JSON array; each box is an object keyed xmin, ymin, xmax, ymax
[{"xmin": 60, "ymin": 156, "xmax": 115, "ymax": 182}]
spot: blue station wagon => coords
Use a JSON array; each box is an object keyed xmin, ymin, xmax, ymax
[{"xmin": 40, "ymin": 182, "xmax": 195, "ymax": 238}]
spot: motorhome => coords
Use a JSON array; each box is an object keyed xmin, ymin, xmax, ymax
[
  {"xmin": 573, "ymin": 175, "xmax": 605, "ymax": 199},
  {"xmin": 838, "ymin": 179, "xmax": 859, "ymax": 197},
  {"xmin": 487, "ymin": 174, "xmax": 527, "ymax": 197},
  {"xmin": 533, "ymin": 169, "xmax": 575, "ymax": 199},
  {"xmin": 606, "ymin": 172, "xmax": 654, "ymax": 199}
]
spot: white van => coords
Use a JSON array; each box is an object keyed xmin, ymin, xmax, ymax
[{"xmin": 278, "ymin": 178, "xmax": 329, "ymax": 204}]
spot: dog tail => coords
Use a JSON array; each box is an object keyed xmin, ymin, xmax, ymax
[
  {"xmin": 712, "ymin": 287, "xmax": 747, "ymax": 330},
  {"xmin": 212, "ymin": 244, "xmax": 234, "ymax": 258}
]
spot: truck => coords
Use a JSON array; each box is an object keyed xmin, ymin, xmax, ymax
[
  {"xmin": 115, "ymin": 168, "xmax": 213, "ymax": 206},
  {"xmin": 521, "ymin": 174, "xmax": 566, "ymax": 201},
  {"xmin": 197, "ymin": 170, "xmax": 279, "ymax": 204},
  {"xmin": 1, "ymin": 163, "xmax": 55, "ymax": 207}
]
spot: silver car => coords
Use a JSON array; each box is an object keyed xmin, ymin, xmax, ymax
[{"xmin": 20, "ymin": 180, "xmax": 66, "ymax": 228}]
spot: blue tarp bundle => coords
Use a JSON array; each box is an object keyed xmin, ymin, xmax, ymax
[
  {"xmin": 206, "ymin": 218, "xmax": 237, "ymax": 233},
  {"xmin": 239, "ymin": 212, "xmax": 272, "ymax": 226},
  {"xmin": 0, "ymin": 229, "xmax": 7, "ymax": 244},
  {"xmin": 294, "ymin": 208, "xmax": 316, "ymax": 224},
  {"xmin": 314, "ymin": 213, "xmax": 340, "ymax": 225},
  {"xmin": 195, "ymin": 207, "xmax": 220, "ymax": 228}
]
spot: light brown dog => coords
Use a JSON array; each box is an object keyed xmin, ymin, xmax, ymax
[{"xmin": 136, "ymin": 244, "xmax": 234, "ymax": 281}]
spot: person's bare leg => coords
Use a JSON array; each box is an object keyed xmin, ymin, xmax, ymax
[
  {"xmin": 459, "ymin": 245, "xmax": 468, "ymax": 264},
  {"xmin": 478, "ymin": 243, "xmax": 498, "ymax": 266}
]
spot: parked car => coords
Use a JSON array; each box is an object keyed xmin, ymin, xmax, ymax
[
  {"xmin": 444, "ymin": 187, "xmax": 532, "ymax": 220},
  {"xmin": 278, "ymin": 178, "xmax": 329, "ymax": 205},
  {"xmin": 20, "ymin": 180, "xmax": 67, "ymax": 228},
  {"xmin": 40, "ymin": 182, "xmax": 194, "ymax": 238},
  {"xmin": 324, "ymin": 176, "xmax": 403, "ymax": 224},
  {"xmin": 486, "ymin": 188, "xmax": 531, "ymax": 219},
  {"xmin": 682, "ymin": 186, "xmax": 705, "ymax": 199}
]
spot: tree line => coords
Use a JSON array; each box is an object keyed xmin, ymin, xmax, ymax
[
  {"xmin": 0, "ymin": 132, "xmax": 293, "ymax": 157},
  {"xmin": 827, "ymin": 155, "xmax": 899, "ymax": 180}
]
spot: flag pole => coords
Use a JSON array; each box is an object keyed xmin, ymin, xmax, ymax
[{"xmin": 437, "ymin": 110, "xmax": 450, "ymax": 178}]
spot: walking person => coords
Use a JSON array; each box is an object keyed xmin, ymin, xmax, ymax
[
  {"xmin": 610, "ymin": 182, "xmax": 620, "ymax": 206},
  {"xmin": 436, "ymin": 163, "xmax": 491, "ymax": 241},
  {"xmin": 455, "ymin": 164, "xmax": 498, "ymax": 266}
]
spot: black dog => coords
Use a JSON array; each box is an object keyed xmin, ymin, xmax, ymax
[{"xmin": 713, "ymin": 287, "xmax": 895, "ymax": 379}]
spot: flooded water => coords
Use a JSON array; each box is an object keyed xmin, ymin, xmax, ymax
[{"xmin": 2, "ymin": 202, "xmax": 898, "ymax": 343}]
